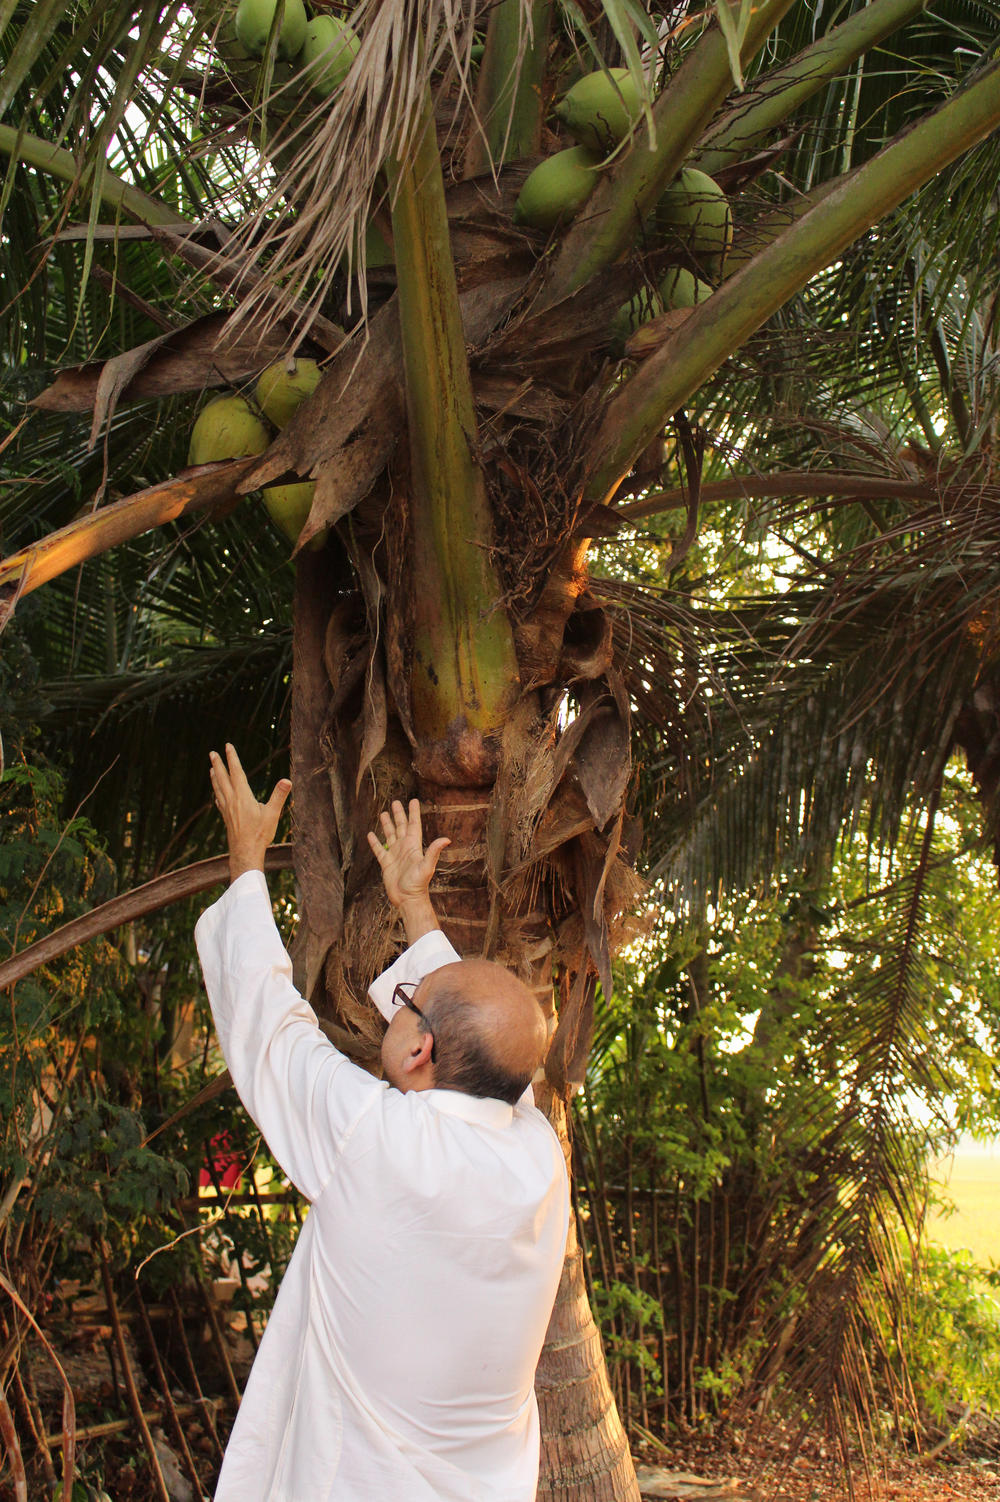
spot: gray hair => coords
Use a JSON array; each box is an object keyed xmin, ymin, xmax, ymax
[{"xmin": 422, "ymin": 980, "xmax": 531, "ymax": 1106}]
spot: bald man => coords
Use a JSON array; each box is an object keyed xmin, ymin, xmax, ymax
[{"xmin": 195, "ymin": 745, "xmax": 569, "ymax": 1502}]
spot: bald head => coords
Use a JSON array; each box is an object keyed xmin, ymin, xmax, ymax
[{"xmin": 419, "ymin": 959, "xmax": 548, "ymax": 1105}]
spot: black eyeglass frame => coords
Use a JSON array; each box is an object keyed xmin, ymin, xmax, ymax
[{"xmin": 391, "ymin": 981, "xmax": 437, "ymax": 1064}]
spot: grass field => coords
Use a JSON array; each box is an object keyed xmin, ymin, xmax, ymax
[{"xmin": 926, "ymin": 1149, "xmax": 1000, "ymax": 1267}]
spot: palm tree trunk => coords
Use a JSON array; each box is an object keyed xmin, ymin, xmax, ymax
[{"xmin": 535, "ymin": 1096, "xmax": 639, "ymax": 1502}]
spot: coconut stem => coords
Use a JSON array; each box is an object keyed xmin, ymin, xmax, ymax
[
  {"xmin": 464, "ymin": 0, "xmax": 553, "ymax": 177},
  {"xmin": 387, "ymin": 91, "xmax": 520, "ymax": 752}
]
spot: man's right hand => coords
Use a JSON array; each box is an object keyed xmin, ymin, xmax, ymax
[
  {"xmin": 367, "ymin": 800, "xmax": 450, "ymax": 943},
  {"xmin": 210, "ymin": 743, "xmax": 291, "ymax": 884}
]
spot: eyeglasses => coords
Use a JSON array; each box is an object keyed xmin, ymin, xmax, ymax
[{"xmin": 391, "ymin": 981, "xmax": 437, "ymax": 1064}]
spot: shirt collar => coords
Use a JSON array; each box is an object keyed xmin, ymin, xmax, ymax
[{"xmin": 420, "ymin": 1088, "xmax": 514, "ymax": 1129}]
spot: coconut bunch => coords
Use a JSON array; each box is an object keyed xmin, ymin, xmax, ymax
[
  {"xmin": 188, "ymin": 358, "xmax": 323, "ymax": 547},
  {"xmin": 231, "ymin": 0, "xmax": 360, "ymax": 86},
  {"xmin": 512, "ymin": 67, "xmax": 731, "ymax": 351}
]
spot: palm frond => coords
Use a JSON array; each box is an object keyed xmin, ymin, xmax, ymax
[{"xmin": 594, "ymin": 462, "xmax": 1000, "ymax": 905}]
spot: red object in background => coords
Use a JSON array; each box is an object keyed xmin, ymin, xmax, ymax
[{"xmin": 199, "ymin": 1132, "xmax": 243, "ymax": 1190}]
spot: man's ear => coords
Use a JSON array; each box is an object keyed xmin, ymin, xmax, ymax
[{"xmin": 402, "ymin": 1032, "xmax": 434, "ymax": 1074}]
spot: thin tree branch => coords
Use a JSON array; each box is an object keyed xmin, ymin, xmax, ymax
[
  {"xmin": 0, "ymin": 845, "xmax": 293, "ymax": 991},
  {"xmin": 615, "ymin": 472, "xmax": 940, "ymax": 524}
]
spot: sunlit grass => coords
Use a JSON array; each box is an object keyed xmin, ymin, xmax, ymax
[{"xmin": 926, "ymin": 1150, "xmax": 1000, "ymax": 1269}]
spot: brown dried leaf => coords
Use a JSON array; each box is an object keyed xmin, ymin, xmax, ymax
[
  {"xmin": 483, "ymin": 264, "xmax": 629, "ymax": 369},
  {"xmin": 355, "ymin": 648, "xmax": 388, "ymax": 795},
  {"xmin": 291, "ymin": 553, "xmax": 344, "ymax": 999},
  {"xmin": 549, "ymin": 692, "xmax": 605, "ymax": 789},
  {"xmin": 88, "ymin": 333, "xmax": 173, "ymax": 450},
  {"xmin": 518, "ymin": 782, "xmax": 593, "ymax": 870},
  {"xmin": 545, "ymin": 968, "xmax": 596, "ymax": 1095},
  {"xmin": 573, "ymin": 686, "xmax": 631, "ymax": 832},
  {"xmin": 31, "ymin": 313, "xmax": 291, "ymax": 415},
  {"xmin": 473, "ymin": 371, "xmax": 570, "ymax": 424},
  {"xmin": 573, "ymin": 832, "xmax": 613, "ymax": 1006}
]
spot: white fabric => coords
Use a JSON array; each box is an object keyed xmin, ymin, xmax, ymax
[{"xmin": 195, "ymin": 871, "xmax": 569, "ymax": 1502}]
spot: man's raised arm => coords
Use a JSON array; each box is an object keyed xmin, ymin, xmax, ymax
[
  {"xmin": 209, "ymin": 742, "xmax": 291, "ymax": 883},
  {"xmin": 196, "ymin": 744, "xmax": 387, "ymax": 1201}
]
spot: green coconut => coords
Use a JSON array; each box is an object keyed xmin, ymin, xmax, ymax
[
  {"xmin": 658, "ymin": 265, "xmax": 714, "ymax": 309},
  {"xmin": 300, "ymin": 15, "xmax": 360, "ymax": 95},
  {"xmin": 255, "ymin": 358, "xmax": 321, "ymax": 428},
  {"xmin": 609, "ymin": 285, "xmax": 662, "ymax": 350},
  {"xmin": 234, "ymin": 0, "xmax": 307, "ymax": 61},
  {"xmin": 656, "ymin": 168, "xmax": 733, "ymax": 270},
  {"xmin": 554, "ymin": 68, "xmax": 642, "ymax": 152},
  {"xmin": 513, "ymin": 146, "xmax": 603, "ymax": 231},
  {"xmin": 263, "ymin": 481, "xmax": 323, "ymax": 549},
  {"xmin": 188, "ymin": 395, "xmax": 270, "ymax": 466}
]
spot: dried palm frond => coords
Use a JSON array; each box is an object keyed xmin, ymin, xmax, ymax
[{"xmin": 219, "ymin": 0, "xmax": 531, "ymax": 344}]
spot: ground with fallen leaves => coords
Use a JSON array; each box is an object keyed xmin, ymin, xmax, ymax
[{"xmin": 634, "ymin": 1420, "xmax": 1000, "ymax": 1500}]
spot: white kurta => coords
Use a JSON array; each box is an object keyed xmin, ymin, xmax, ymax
[{"xmin": 195, "ymin": 871, "xmax": 569, "ymax": 1502}]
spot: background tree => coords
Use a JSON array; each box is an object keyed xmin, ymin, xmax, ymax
[{"xmin": 2, "ymin": 0, "xmax": 1000, "ymax": 1497}]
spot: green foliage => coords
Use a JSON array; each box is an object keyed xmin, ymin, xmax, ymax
[
  {"xmin": 890, "ymin": 1243, "xmax": 1000, "ymax": 1424},
  {"xmin": 0, "ymin": 754, "xmax": 190, "ymax": 1263},
  {"xmin": 37, "ymin": 1098, "xmax": 188, "ymax": 1253},
  {"xmin": 577, "ymin": 770, "xmax": 1000, "ymax": 1436},
  {"xmin": 591, "ymin": 1276, "xmax": 664, "ymax": 1390}
]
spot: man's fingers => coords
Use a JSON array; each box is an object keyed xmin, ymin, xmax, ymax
[
  {"xmin": 209, "ymin": 750, "xmax": 231, "ymax": 804},
  {"xmin": 408, "ymin": 798, "xmax": 423, "ymax": 845},
  {"xmin": 379, "ymin": 810, "xmax": 396, "ymax": 845},
  {"xmin": 391, "ymin": 800, "xmax": 408, "ymax": 838},
  {"xmin": 224, "ymin": 742, "xmax": 252, "ymax": 794},
  {"xmin": 366, "ymin": 830, "xmax": 387, "ymax": 864},
  {"xmin": 426, "ymin": 836, "xmax": 450, "ymax": 867},
  {"xmin": 266, "ymin": 778, "xmax": 292, "ymax": 815}
]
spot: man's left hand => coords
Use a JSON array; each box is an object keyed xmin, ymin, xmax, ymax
[{"xmin": 209, "ymin": 743, "xmax": 291, "ymax": 883}]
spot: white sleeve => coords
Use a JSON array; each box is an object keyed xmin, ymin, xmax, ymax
[
  {"xmin": 194, "ymin": 870, "xmax": 384, "ymax": 1202},
  {"xmin": 367, "ymin": 929, "xmax": 462, "ymax": 1021}
]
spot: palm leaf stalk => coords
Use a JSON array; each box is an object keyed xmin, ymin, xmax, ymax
[
  {"xmin": 0, "ymin": 459, "xmax": 258, "ymax": 609},
  {"xmin": 0, "ymin": 845, "xmax": 293, "ymax": 991},
  {"xmin": 0, "ymin": 124, "xmax": 185, "ymax": 226},
  {"xmin": 585, "ymin": 56, "xmax": 1000, "ymax": 504},
  {"xmin": 385, "ymin": 88, "xmax": 520, "ymax": 754},
  {"xmin": 693, "ymin": 0, "xmax": 934, "ymax": 179},
  {"xmin": 464, "ymin": 0, "xmax": 552, "ymax": 174}
]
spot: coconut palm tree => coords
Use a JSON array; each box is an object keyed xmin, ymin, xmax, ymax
[{"xmin": 3, "ymin": 0, "xmax": 1000, "ymax": 1495}]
